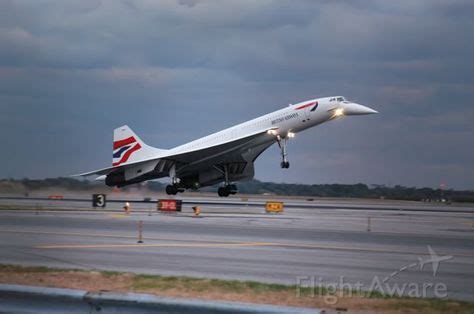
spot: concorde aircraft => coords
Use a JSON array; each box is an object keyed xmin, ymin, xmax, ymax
[{"xmin": 77, "ymin": 96, "xmax": 377, "ymax": 197}]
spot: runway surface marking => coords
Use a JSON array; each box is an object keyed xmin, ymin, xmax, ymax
[
  {"xmin": 33, "ymin": 240, "xmax": 474, "ymax": 257},
  {"xmin": 0, "ymin": 228, "xmax": 254, "ymax": 243},
  {"xmin": 2, "ymin": 228, "xmax": 473, "ymax": 257},
  {"xmin": 35, "ymin": 242, "xmax": 271, "ymax": 249},
  {"xmin": 107, "ymin": 214, "xmax": 130, "ymax": 219}
]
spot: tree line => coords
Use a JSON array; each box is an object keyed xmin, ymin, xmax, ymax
[{"xmin": 0, "ymin": 178, "xmax": 473, "ymax": 203}]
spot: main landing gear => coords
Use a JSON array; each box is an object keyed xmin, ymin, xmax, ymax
[
  {"xmin": 277, "ymin": 135, "xmax": 290, "ymax": 169},
  {"xmin": 215, "ymin": 164, "xmax": 238, "ymax": 197},
  {"xmin": 166, "ymin": 164, "xmax": 185, "ymax": 195},
  {"xmin": 165, "ymin": 184, "xmax": 185, "ymax": 195},
  {"xmin": 217, "ymin": 184, "xmax": 237, "ymax": 197}
]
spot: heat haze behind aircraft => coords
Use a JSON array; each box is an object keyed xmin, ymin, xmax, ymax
[{"xmin": 77, "ymin": 96, "xmax": 377, "ymax": 197}]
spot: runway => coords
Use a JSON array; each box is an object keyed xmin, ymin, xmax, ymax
[{"xmin": 0, "ymin": 197, "xmax": 473, "ymax": 301}]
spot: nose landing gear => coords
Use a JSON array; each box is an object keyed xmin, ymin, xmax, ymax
[{"xmin": 276, "ymin": 135, "xmax": 290, "ymax": 169}]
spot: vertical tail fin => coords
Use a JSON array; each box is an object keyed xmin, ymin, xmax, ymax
[{"xmin": 113, "ymin": 125, "xmax": 166, "ymax": 166}]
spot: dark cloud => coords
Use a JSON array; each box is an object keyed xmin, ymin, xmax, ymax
[{"xmin": 0, "ymin": 0, "xmax": 473, "ymax": 189}]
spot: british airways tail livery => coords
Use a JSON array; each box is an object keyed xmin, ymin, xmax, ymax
[{"xmin": 76, "ymin": 96, "xmax": 377, "ymax": 197}]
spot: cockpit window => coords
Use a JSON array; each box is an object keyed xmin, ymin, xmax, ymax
[{"xmin": 337, "ymin": 97, "xmax": 345, "ymax": 102}]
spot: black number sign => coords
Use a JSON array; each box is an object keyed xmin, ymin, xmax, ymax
[{"xmin": 92, "ymin": 194, "xmax": 106, "ymax": 208}]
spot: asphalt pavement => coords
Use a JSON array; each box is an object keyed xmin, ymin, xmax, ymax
[{"xmin": 0, "ymin": 196, "xmax": 472, "ymax": 300}]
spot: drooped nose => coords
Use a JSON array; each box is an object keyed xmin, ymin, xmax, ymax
[{"xmin": 341, "ymin": 102, "xmax": 378, "ymax": 115}]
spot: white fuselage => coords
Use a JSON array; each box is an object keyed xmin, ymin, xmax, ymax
[{"xmin": 168, "ymin": 96, "xmax": 364, "ymax": 155}]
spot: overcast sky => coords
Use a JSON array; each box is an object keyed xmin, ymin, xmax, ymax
[{"xmin": 0, "ymin": 0, "xmax": 473, "ymax": 189}]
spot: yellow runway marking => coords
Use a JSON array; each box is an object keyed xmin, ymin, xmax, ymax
[
  {"xmin": 0, "ymin": 229, "xmax": 244, "ymax": 243},
  {"xmin": 33, "ymin": 241, "xmax": 474, "ymax": 257},
  {"xmin": 265, "ymin": 242, "xmax": 452, "ymax": 256},
  {"xmin": 1, "ymin": 228, "xmax": 473, "ymax": 257},
  {"xmin": 36, "ymin": 242, "xmax": 271, "ymax": 249},
  {"xmin": 270, "ymin": 242, "xmax": 474, "ymax": 257},
  {"xmin": 107, "ymin": 214, "xmax": 129, "ymax": 219}
]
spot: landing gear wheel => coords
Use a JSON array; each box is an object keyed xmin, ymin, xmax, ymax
[
  {"xmin": 166, "ymin": 185, "xmax": 178, "ymax": 195},
  {"xmin": 276, "ymin": 136, "xmax": 290, "ymax": 169},
  {"xmin": 218, "ymin": 186, "xmax": 230, "ymax": 197}
]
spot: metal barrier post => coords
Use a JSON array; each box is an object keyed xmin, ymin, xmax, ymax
[{"xmin": 137, "ymin": 220, "xmax": 143, "ymax": 243}]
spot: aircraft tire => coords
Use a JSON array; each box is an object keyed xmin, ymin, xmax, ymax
[
  {"xmin": 218, "ymin": 187, "xmax": 229, "ymax": 197},
  {"xmin": 166, "ymin": 185, "xmax": 178, "ymax": 195}
]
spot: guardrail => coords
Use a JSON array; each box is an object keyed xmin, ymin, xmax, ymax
[{"xmin": 0, "ymin": 284, "xmax": 318, "ymax": 314}]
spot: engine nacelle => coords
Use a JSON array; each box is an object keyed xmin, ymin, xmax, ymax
[
  {"xmin": 105, "ymin": 171, "xmax": 125, "ymax": 187},
  {"xmin": 199, "ymin": 168, "xmax": 224, "ymax": 186},
  {"xmin": 181, "ymin": 163, "xmax": 255, "ymax": 188}
]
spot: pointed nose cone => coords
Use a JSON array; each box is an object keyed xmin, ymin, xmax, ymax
[{"xmin": 342, "ymin": 102, "xmax": 378, "ymax": 115}]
